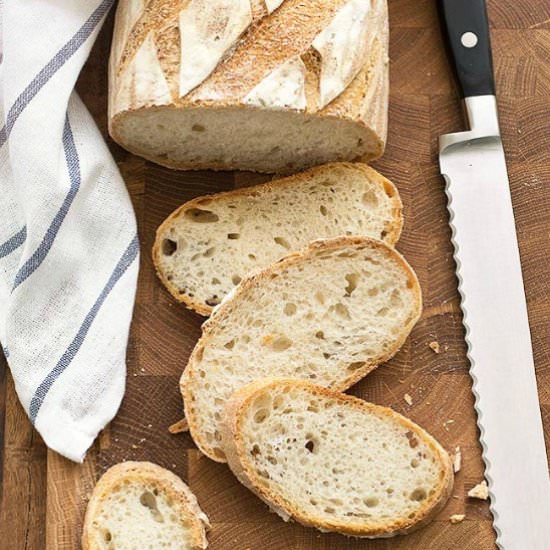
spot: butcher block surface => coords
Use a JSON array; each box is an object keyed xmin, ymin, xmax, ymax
[{"xmin": 2, "ymin": 1, "xmax": 550, "ymax": 548}]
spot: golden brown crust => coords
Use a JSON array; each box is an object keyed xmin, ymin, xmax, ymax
[
  {"xmin": 181, "ymin": 236, "xmax": 422, "ymax": 462},
  {"xmin": 153, "ymin": 162, "xmax": 403, "ymax": 315},
  {"xmin": 82, "ymin": 461, "xmax": 209, "ymax": 550},
  {"xmin": 221, "ymin": 379, "xmax": 454, "ymax": 538}
]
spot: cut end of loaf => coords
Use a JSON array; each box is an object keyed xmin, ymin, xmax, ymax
[
  {"xmin": 222, "ymin": 379, "xmax": 454, "ymax": 538},
  {"xmin": 111, "ymin": 106, "xmax": 384, "ymax": 174}
]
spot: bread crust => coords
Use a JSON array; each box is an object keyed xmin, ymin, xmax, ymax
[
  {"xmin": 181, "ymin": 236, "xmax": 422, "ymax": 462},
  {"xmin": 220, "ymin": 379, "xmax": 454, "ymax": 538},
  {"xmin": 82, "ymin": 461, "xmax": 209, "ymax": 550},
  {"xmin": 153, "ymin": 162, "xmax": 403, "ymax": 316},
  {"xmin": 108, "ymin": 0, "xmax": 389, "ymax": 171}
]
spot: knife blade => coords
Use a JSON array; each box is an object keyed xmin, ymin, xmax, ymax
[{"xmin": 437, "ymin": 1, "xmax": 550, "ymax": 548}]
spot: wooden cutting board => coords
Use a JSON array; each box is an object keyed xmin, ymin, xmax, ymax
[{"xmin": 2, "ymin": 1, "xmax": 550, "ymax": 548}]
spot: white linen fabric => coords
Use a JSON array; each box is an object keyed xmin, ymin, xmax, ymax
[{"xmin": 0, "ymin": 0, "xmax": 139, "ymax": 462}]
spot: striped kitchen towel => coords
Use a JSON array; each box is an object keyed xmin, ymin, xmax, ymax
[{"xmin": 0, "ymin": 1, "xmax": 139, "ymax": 462}]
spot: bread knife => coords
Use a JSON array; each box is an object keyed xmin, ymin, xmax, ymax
[{"xmin": 437, "ymin": 1, "xmax": 550, "ymax": 548}]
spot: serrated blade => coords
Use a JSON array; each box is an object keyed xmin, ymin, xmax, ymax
[{"xmin": 440, "ymin": 97, "xmax": 550, "ymax": 550}]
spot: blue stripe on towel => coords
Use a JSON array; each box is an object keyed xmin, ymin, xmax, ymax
[
  {"xmin": 0, "ymin": 0, "xmax": 113, "ymax": 147},
  {"xmin": 29, "ymin": 233, "xmax": 139, "ymax": 423},
  {"xmin": 0, "ymin": 226, "xmax": 26, "ymax": 259},
  {"xmin": 13, "ymin": 116, "xmax": 80, "ymax": 289}
]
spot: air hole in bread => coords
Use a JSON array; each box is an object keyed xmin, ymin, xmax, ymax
[
  {"xmin": 410, "ymin": 458, "xmax": 420, "ymax": 468},
  {"xmin": 205, "ymin": 296, "xmax": 221, "ymax": 307},
  {"xmin": 254, "ymin": 408, "xmax": 270, "ymax": 424},
  {"xmin": 203, "ymin": 247, "xmax": 215, "ymax": 257},
  {"xmin": 315, "ymin": 330, "xmax": 325, "ymax": 339},
  {"xmin": 227, "ymin": 233, "xmax": 240, "ymax": 240},
  {"xmin": 185, "ymin": 208, "xmax": 219, "ymax": 223},
  {"xmin": 162, "ymin": 239, "xmax": 177, "ymax": 256},
  {"xmin": 102, "ymin": 529, "xmax": 112, "ymax": 542},
  {"xmin": 191, "ymin": 124, "xmax": 206, "ymax": 132},
  {"xmin": 344, "ymin": 273, "xmax": 359, "ymax": 296},
  {"xmin": 332, "ymin": 303, "xmax": 351, "ymax": 319},
  {"xmin": 283, "ymin": 303, "xmax": 297, "ymax": 316},
  {"xmin": 166, "ymin": 274, "xmax": 173, "ymax": 281},
  {"xmin": 304, "ymin": 435, "xmax": 319, "ymax": 453},
  {"xmin": 376, "ymin": 307, "xmax": 389, "ymax": 317},
  {"xmin": 211, "ymin": 277, "xmax": 221, "ymax": 285},
  {"xmin": 380, "ymin": 230, "xmax": 388, "ymax": 239},
  {"xmin": 273, "ymin": 396, "xmax": 285, "ymax": 410},
  {"xmin": 224, "ymin": 339, "xmax": 235, "ymax": 350},
  {"xmin": 362, "ymin": 189, "xmax": 379, "ymax": 208},
  {"xmin": 320, "ymin": 205, "xmax": 328, "ymax": 216},
  {"xmin": 368, "ymin": 287, "xmax": 379, "ymax": 297},
  {"xmin": 266, "ymin": 336, "xmax": 292, "ymax": 351},
  {"xmin": 274, "ymin": 236, "xmax": 291, "ymax": 249},
  {"xmin": 251, "ymin": 444, "xmax": 261, "ymax": 456},
  {"xmin": 232, "ymin": 275, "xmax": 242, "ymax": 286},
  {"xmin": 364, "ymin": 497, "xmax": 379, "ymax": 508},
  {"xmin": 267, "ymin": 455, "xmax": 277, "ymax": 465},
  {"xmin": 315, "ymin": 291, "xmax": 325, "ymax": 305},
  {"xmin": 139, "ymin": 491, "xmax": 164, "ymax": 523},
  {"xmin": 410, "ymin": 488, "xmax": 427, "ymax": 502},
  {"xmin": 347, "ymin": 361, "xmax": 365, "ymax": 371},
  {"xmin": 323, "ymin": 352, "xmax": 332, "ymax": 359}
]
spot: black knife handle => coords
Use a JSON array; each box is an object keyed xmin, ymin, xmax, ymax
[{"xmin": 438, "ymin": 0, "xmax": 495, "ymax": 98}]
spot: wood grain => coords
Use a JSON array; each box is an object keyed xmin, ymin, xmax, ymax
[{"xmin": 2, "ymin": 1, "xmax": 550, "ymax": 548}]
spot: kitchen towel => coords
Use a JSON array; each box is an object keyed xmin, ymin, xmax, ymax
[{"xmin": 0, "ymin": 0, "xmax": 139, "ymax": 462}]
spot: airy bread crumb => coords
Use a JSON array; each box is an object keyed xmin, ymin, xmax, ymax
[
  {"xmin": 453, "ymin": 446, "xmax": 462, "ymax": 473},
  {"xmin": 449, "ymin": 514, "xmax": 465, "ymax": 524},
  {"xmin": 429, "ymin": 341, "xmax": 441, "ymax": 353},
  {"xmin": 468, "ymin": 480, "xmax": 489, "ymax": 500}
]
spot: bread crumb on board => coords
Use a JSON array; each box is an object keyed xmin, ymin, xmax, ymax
[
  {"xmin": 403, "ymin": 393, "xmax": 413, "ymax": 406},
  {"xmin": 169, "ymin": 418, "xmax": 189, "ymax": 434},
  {"xmin": 468, "ymin": 480, "xmax": 489, "ymax": 500},
  {"xmin": 453, "ymin": 446, "xmax": 462, "ymax": 473},
  {"xmin": 449, "ymin": 514, "xmax": 465, "ymax": 524},
  {"xmin": 429, "ymin": 341, "xmax": 441, "ymax": 353}
]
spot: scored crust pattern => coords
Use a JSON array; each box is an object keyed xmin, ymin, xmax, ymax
[{"xmin": 110, "ymin": 0, "xmax": 388, "ymax": 117}]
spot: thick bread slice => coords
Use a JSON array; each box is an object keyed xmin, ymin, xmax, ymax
[
  {"xmin": 108, "ymin": 0, "xmax": 389, "ymax": 173},
  {"xmin": 154, "ymin": 163, "xmax": 403, "ymax": 315},
  {"xmin": 221, "ymin": 379, "xmax": 454, "ymax": 538},
  {"xmin": 182, "ymin": 236, "xmax": 422, "ymax": 462},
  {"xmin": 82, "ymin": 462, "xmax": 209, "ymax": 550}
]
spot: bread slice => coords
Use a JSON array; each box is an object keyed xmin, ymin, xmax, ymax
[
  {"xmin": 154, "ymin": 163, "xmax": 403, "ymax": 315},
  {"xmin": 108, "ymin": 0, "xmax": 389, "ymax": 173},
  {"xmin": 82, "ymin": 462, "xmax": 209, "ymax": 550},
  {"xmin": 221, "ymin": 379, "xmax": 454, "ymax": 538},
  {"xmin": 181, "ymin": 236, "xmax": 422, "ymax": 462}
]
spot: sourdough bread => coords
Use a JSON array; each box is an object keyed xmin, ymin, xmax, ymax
[
  {"xmin": 221, "ymin": 379, "xmax": 454, "ymax": 537},
  {"xmin": 82, "ymin": 462, "xmax": 209, "ymax": 550},
  {"xmin": 108, "ymin": 0, "xmax": 389, "ymax": 173},
  {"xmin": 154, "ymin": 163, "xmax": 403, "ymax": 315},
  {"xmin": 181, "ymin": 236, "xmax": 422, "ymax": 462}
]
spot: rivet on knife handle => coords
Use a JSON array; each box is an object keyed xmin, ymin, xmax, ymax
[{"xmin": 438, "ymin": 0, "xmax": 496, "ymax": 98}]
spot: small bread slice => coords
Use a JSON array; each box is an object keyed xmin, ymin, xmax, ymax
[
  {"xmin": 221, "ymin": 379, "xmax": 454, "ymax": 538},
  {"xmin": 82, "ymin": 462, "xmax": 209, "ymax": 550},
  {"xmin": 182, "ymin": 236, "xmax": 422, "ymax": 462},
  {"xmin": 154, "ymin": 163, "xmax": 402, "ymax": 315}
]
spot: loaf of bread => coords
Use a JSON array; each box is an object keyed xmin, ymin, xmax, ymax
[
  {"xmin": 82, "ymin": 461, "xmax": 209, "ymax": 549},
  {"xmin": 221, "ymin": 379, "xmax": 453, "ymax": 538},
  {"xmin": 182, "ymin": 236, "xmax": 422, "ymax": 462},
  {"xmin": 154, "ymin": 163, "xmax": 402, "ymax": 315},
  {"xmin": 108, "ymin": 0, "xmax": 389, "ymax": 173}
]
